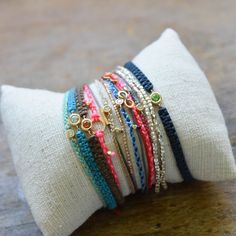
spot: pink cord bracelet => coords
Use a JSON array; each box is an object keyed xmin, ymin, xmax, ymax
[
  {"xmin": 103, "ymin": 73, "xmax": 155, "ymax": 189},
  {"xmin": 83, "ymin": 84, "xmax": 121, "ymax": 188}
]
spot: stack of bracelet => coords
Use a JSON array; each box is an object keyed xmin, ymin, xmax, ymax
[{"xmin": 63, "ymin": 61, "xmax": 194, "ymax": 209}]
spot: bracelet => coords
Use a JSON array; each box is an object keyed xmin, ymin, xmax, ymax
[
  {"xmin": 63, "ymin": 91, "xmax": 105, "ymax": 207},
  {"xmin": 93, "ymin": 80, "xmax": 136, "ymax": 194},
  {"xmin": 118, "ymin": 66, "xmax": 167, "ymax": 190},
  {"xmin": 118, "ymin": 65, "xmax": 167, "ymax": 190},
  {"xmin": 76, "ymin": 87, "xmax": 88, "ymax": 117},
  {"xmin": 109, "ymin": 74, "xmax": 149, "ymax": 184},
  {"xmin": 100, "ymin": 79, "xmax": 139, "ymax": 190},
  {"xmin": 110, "ymin": 77, "xmax": 151, "ymax": 185},
  {"xmin": 115, "ymin": 67, "xmax": 164, "ymax": 192},
  {"xmin": 83, "ymin": 84, "xmax": 120, "ymax": 188},
  {"xmin": 124, "ymin": 61, "xmax": 194, "ymax": 182},
  {"xmin": 82, "ymin": 84, "xmax": 125, "ymax": 205},
  {"xmin": 102, "ymin": 78, "xmax": 146, "ymax": 191},
  {"xmin": 88, "ymin": 133, "xmax": 124, "ymax": 205},
  {"xmin": 65, "ymin": 89, "xmax": 117, "ymax": 209},
  {"xmin": 76, "ymin": 128, "xmax": 117, "ymax": 209},
  {"xmin": 124, "ymin": 62, "xmax": 153, "ymax": 93},
  {"xmin": 63, "ymin": 58, "xmax": 193, "ymax": 204},
  {"xmin": 103, "ymin": 73, "xmax": 157, "ymax": 191}
]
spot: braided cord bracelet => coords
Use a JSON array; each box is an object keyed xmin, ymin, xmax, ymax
[
  {"xmin": 83, "ymin": 84, "xmax": 120, "ymax": 188},
  {"xmin": 66, "ymin": 89, "xmax": 117, "ymax": 209},
  {"xmin": 103, "ymin": 73, "xmax": 156, "ymax": 190},
  {"xmin": 115, "ymin": 67, "xmax": 164, "ymax": 192},
  {"xmin": 82, "ymin": 84, "xmax": 124, "ymax": 205},
  {"xmin": 103, "ymin": 78, "xmax": 145, "ymax": 190},
  {"xmin": 113, "ymin": 74, "xmax": 153, "ymax": 190},
  {"xmin": 117, "ymin": 67, "xmax": 167, "ymax": 190},
  {"xmin": 94, "ymin": 79, "xmax": 136, "ymax": 194},
  {"xmin": 108, "ymin": 74, "xmax": 149, "ymax": 178},
  {"xmin": 87, "ymin": 133, "xmax": 124, "ymax": 205},
  {"xmin": 76, "ymin": 129, "xmax": 117, "ymax": 209},
  {"xmin": 100, "ymin": 79, "xmax": 139, "ymax": 190},
  {"xmin": 63, "ymin": 91, "xmax": 106, "ymax": 206},
  {"xmin": 124, "ymin": 61, "xmax": 194, "ymax": 182},
  {"xmin": 74, "ymin": 86, "xmax": 123, "ymax": 204},
  {"xmin": 110, "ymin": 76, "xmax": 151, "ymax": 184},
  {"xmin": 76, "ymin": 87, "xmax": 88, "ymax": 117}
]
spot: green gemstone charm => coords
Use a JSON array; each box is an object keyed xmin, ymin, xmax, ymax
[{"xmin": 150, "ymin": 91, "xmax": 162, "ymax": 105}]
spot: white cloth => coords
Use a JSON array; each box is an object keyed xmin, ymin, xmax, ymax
[{"xmin": 1, "ymin": 29, "xmax": 235, "ymax": 236}]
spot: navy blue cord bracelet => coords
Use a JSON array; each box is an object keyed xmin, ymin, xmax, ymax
[{"xmin": 124, "ymin": 61, "xmax": 194, "ymax": 182}]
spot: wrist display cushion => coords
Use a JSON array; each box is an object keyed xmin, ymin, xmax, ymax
[{"xmin": 1, "ymin": 29, "xmax": 235, "ymax": 236}]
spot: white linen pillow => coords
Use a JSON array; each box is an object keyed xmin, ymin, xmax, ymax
[{"xmin": 1, "ymin": 28, "xmax": 235, "ymax": 236}]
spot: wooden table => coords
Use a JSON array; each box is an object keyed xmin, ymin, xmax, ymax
[{"xmin": 0, "ymin": 1, "xmax": 235, "ymax": 235}]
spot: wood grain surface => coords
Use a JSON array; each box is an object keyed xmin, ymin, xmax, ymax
[{"xmin": 0, "ymin": 1, "xmax": 235, "ymax": 235}]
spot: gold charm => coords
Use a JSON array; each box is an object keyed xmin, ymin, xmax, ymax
[
  {"xmin": 112, "ymin": 127, "xmax": 123, "ymax": 133},
  {"xmin": 118, "ymin": 90, "xmax": 128, "ymax": 99},
  {"xmin": 66, "ymin": 129, "xmax": 75, "ymax": 139},
  {"xmin": 81, "ymin": 118, "xmax": 92, "ymax": 131},
  {"xmin": 124, "ymin": 99, "xmax": 134, "ymax": 108},
  {"xmin": 103, "ymin": 104, "xmax": 112, "ymax": 114},
  {"xmin": 115, "ymin": 98, "xmax": 124, "ymax": 106},
  {"xmin": 100, "ymin": 107, "xmax": 111, "ymax": 126},
  {"xmin": 136, "ymin": 103, "xmax": 144, "ymax": 112},
  {"xmin": 68, "ymin": 113, "xmax": 81, "ymax": 127}
]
